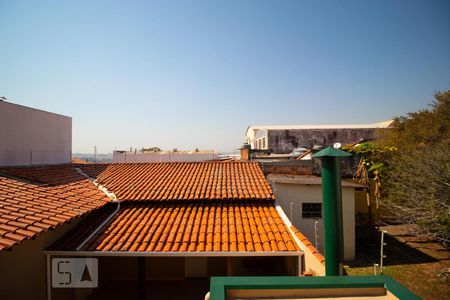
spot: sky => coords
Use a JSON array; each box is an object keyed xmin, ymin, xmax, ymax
[{"xmin": 1, "ymin": 1, "xmax": 449, "ymax": 154}]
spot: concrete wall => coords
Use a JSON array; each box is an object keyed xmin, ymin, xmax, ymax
[
  {"xmin": 259, "ymin": 161, "xmax": 313, "ymax": 176},
  {"xmin": 298, "ymin": 238, "xmax": 326, "ymax": 276},
  {"xmin": 0, "ymin": 101, "xmax": 71, "ymax": 166},
  {"xmin": 272, "ymin": 183, "xmax": 355, "ymax": 260},
  {"xmin": 268, "ymin": 128, "xmax": 381, "ymax": 153},
  {"xmin": 0, "ymin": 219, "xmax": 85, "ymax": 300}
]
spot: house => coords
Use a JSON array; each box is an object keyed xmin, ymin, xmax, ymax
[
  {"xmin": 0, "ymin": 102, "xmax": 418, "ymax": 300},
  {"xmin": 268, "ymin": 174, "xmax": 367, "ymax": 261},
  {"xmin": 0, "ymin": 165, "xmax": 111, "ymax": 299},
  {"xmin": 244, "ymin": 121, "xmax": 393, "ymax": 152},
  {"xmin": 0, "ymin": 161, "xmax": 326, "ymax": 300},
  {"xmin": 0, "ymin": 102, "xmax": 322, "ymax": 300},
  {"xmin": 112, "ymin": 149, "xmax": 219, "ymax": 163},
  {"xmin": 44, "ymin": 162, "xmax": 326, "ymax": 299}
]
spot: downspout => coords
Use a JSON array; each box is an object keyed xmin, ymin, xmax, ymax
[{"xmin": 76, "ymin": 201, "xmax": 121, "ymax": 251}]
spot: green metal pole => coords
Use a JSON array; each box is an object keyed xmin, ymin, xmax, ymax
[
  {"xmin": 312, "ymin": 147, "xmax": 351, "ymax": 276},
  {"xmin": 334, "ymin": 157, "xmax": 345, "ymax": 274}
]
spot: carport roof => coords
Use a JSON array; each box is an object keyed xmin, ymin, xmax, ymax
[{"xmin": 49, "ymin": 201, "xmax": 300, "ymax": 254}]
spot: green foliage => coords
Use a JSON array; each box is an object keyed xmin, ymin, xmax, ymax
[
  {"xmin": 346, "ymin": 91, "xmax": 450, "ymax": 245},
  {"xmin": 377, "ymin": 91, "xmax": 450, "ymax": 151},
  {"xmin": 384, "ymin": 143, "xmax": 450, "ymax": 245},
  {"xmin": 380, "ymin": 91, "xmax": 450, "ymax": 245},
  {"xmin": 344, "ymin": 142, "xmax": 395, "ymax": 192}
]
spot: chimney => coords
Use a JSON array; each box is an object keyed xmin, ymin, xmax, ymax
[{"xmin": 312, "ymin": 147, "xmax": 351, "ymax": 276}]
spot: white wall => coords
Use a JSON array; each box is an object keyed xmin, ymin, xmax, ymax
[
  {"xmin": 272, "ymin": 183, "xmax": 355, "ymax": 260},
  {"xmin": 113, "ymin": 151, "xmax": 218, "ymax": 163},
  {"xmin": 0, "ymin": 101, "xmax": 71, "ymax": 166}
]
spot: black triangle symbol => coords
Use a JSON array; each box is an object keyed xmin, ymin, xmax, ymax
[{"xmin": 81, "ymin": 265, "xmax": 92, "ymax": 282}]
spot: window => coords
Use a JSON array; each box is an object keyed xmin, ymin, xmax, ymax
[{"xmin": 302, "ymin": 203, "xmax": 322, "ymax": 218}]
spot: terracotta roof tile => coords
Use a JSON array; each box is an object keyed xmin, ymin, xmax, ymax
[
  {"xmin": 77, "ymin": 162, "xmax": 274, "ymax": 201},
  {"xmin": 52, "ymin": 201, "xmax": 298, "ymax": 253},
  {"xmin": 0, "ymin": 165, "xmax": 110, "ymax": 251},
  {"xmin": 290, "ymin": 226, "xmax": 325, "ymax": 264}
]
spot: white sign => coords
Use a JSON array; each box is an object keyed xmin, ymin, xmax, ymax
[{"xmin": 52, "ymin": 258, "xmax": 98, "ymax": 288}]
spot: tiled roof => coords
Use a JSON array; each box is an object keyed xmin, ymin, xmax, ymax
[
  {"xmin": 77, "ymin": 162, "xmax": 274, "ymax": 201},
  {"xmin": 0, "ymin": 164, "xmax": 85, "ymax": 185},
  {"xmin": 290, "ymin": 226, "xmax": 325, "ymax": 264},
  {"xmin": 52, "ymin": 201, "xmax": 299, "ymax": 252},
  {"xmin": 0, "ymin": 165, "xmax": 110, "ymax": 251},
  {"xmin": 71, "ymin": 157, "xmax": 90, "ymax": 164}
]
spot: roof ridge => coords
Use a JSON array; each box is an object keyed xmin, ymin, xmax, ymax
[{"xmin": 74, "ymin": 167, "xmax": 118, "ymax": 202}]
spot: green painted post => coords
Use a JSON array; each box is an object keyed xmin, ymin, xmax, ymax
[{"xmin": 312, "ymin": 147, "xmax": 351, "ymax": 276}]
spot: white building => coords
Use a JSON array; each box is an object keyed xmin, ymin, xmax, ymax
[
  {"xmin": 0, "ymin": 101, "xmax": 72, "ymax": 166},
  {"xmin": 112, "ymin": 149, "xmax": 219, "ymax": 163},
  {"xmin": 268, "ymin": 174, "xmax": 367, "ymax": 261},
  {"xmin": 245, "ymin": 121, "xmax": 393, "ymax": 152}
]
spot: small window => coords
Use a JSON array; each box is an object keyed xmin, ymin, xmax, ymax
[{"xmin": 302, "ymin": 203, "xmax": 322, "ymax": 218}]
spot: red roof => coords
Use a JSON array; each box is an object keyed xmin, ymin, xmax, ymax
[
  {"xmin": 77, "ymin": 162, "xmax": 274, "ymax": 201},
  {"xmin": 290, "ymin": 226, "xmax": 325, "ymax": 264},
  {"xmin": 0, "ymin": 165, "xmax": 110, "ymax": 251},
  {"xmin": 1, "ymin": 162, "xmax": 304, "ymax": 255},
  {"xmin": 53, "ymin": 201, "xmax": 299, "ymax": 252}
]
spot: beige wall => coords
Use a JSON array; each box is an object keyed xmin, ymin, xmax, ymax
[
  {"xmin": 297, "ymin": 239, "xmax": 326, "ymax": 276},
  {"xmin": 0, "ymin": 219, "xmax": 84, "ymax": 300},
  {"xmin": 272, "ymin": 183, "xmax": 355, "ymax": 260},
  {"xmin": 0, "ymin": 101, "xmax": 71, "ymax": 166}
]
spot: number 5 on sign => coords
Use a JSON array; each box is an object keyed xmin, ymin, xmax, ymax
[{"xmin": 52, "ymin": 258, "xmax": 98, "ymax": 288}]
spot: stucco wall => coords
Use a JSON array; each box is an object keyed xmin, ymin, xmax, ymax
[
  {"xmin": 297, "ymin": 238, "xmax": 326, "ymax": 276},
  {"xmin": 272, "ymin": 183, "xmax": 355, "ymax": 260},
  {"xmin": 0, "ymin": 101, "xmax": 71, "ymax": 166},
  {"xmin": 0, "ymin": 219, "xmax": 85, "ymax": 300},
  {"xmin": 268, "ymin": 128, "xmax": 381, "ymax": 153}
]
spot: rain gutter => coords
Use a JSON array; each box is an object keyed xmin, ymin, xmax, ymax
[
  {"xmin": 75, "ymin": 200, "xmax": 121, "ymax": 251},
  {"xmin": 43, "ymin": 250, "xmax": 302, "ymax": 257}
]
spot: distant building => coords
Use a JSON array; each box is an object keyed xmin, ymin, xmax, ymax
[
  {"xmin": 244, "ymin": 120, "xmax": 393, "ymax": 153},
  {"xmin": 112, "ymin": 149, "xmax": 219, "ymax": 163},
  {"xmin": 0, "ymin": 101, "xmax": 71, "ymax": 166}
]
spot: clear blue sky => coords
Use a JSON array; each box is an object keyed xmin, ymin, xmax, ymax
[{"xmin": 1, "ymin": 0, "xmax": 449, "ymax": 153}]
